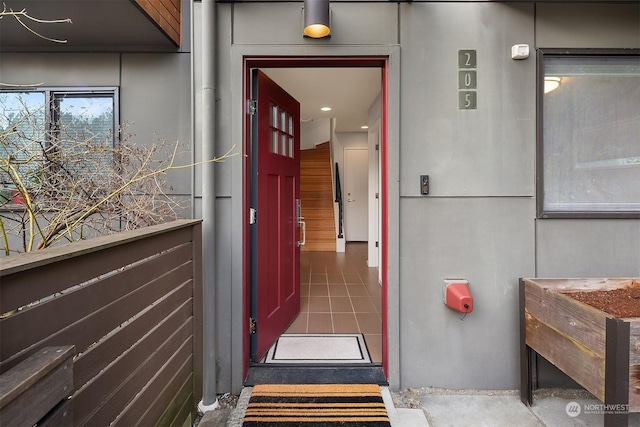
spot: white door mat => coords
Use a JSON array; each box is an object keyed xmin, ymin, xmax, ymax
[{"xmin": 265, "ymin": 333, "xmax": 372, "ymax": 364}]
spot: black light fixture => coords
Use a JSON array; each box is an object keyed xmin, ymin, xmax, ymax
[{"xmin": 304, "ymin": 0, "xmax": 331, "ymax": 38}]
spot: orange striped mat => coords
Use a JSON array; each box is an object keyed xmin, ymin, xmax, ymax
[{"xmin": 242, "ymin": 384, "xmax": 391, "ymax": 426}]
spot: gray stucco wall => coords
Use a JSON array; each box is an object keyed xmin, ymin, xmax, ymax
[
  {"xmin": 1, "ymin": 52, "xmax": 192, "ymax": 192},
  {"xmin": 207, "ymin": 1, "xmax": 639, "ymax": 394},
  {"xmin": 397, "ymin": 3, "xmax": 536, "ymax": 389},
  {"xmin": 400, "ymin": 1, "xmax": 639, "ymax": 390}
]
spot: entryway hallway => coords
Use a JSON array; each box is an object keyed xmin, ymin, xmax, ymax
[{"xmin": 285, "ymin": 242, "xmax": 383, "ymax": 363}]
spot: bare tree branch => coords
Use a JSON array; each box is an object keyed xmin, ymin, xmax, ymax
[
  {"xmin": 1, "ymin": 100, "xmax": 237, "ymax": 254},
  {"xmin": 1, "ymin": 2, "xmax": 72, "ymax": 44},
  {"xmin": 0, "ymin": 3, "xmax": 69, "ymax": 87}
]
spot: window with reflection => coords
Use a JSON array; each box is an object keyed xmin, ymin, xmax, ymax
[
  {"xmin": 0, "ymin": 88, "xmax": 117, "ymax": 207},
  {"xmin": 539, "ymin": 50, "xmax": 640, "ymax": 217}
]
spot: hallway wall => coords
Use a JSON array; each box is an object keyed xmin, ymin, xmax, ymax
[{"xmin": 301, "ymin": 118, "xmax": 331, "ymax": 150}]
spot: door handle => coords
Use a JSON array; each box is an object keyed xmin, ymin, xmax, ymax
[
  {"xmin": 298, "ymin": 218, "xmax": 306, "ymax": 247},
  {"xmin": 296, "ymin": 198, "xmax": 305, "ymax": 246}
]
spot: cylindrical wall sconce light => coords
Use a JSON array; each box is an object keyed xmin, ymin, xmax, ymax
[{"xmin": 304, "ymin": 0, "xmax": 331, "ymax": 38}]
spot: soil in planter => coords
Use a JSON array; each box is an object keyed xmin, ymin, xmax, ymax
[{"xmin": 564, "ymin": 282, "xmax": 640, "ymax": 318}]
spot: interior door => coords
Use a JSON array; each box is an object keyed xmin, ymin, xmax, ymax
[
  {"xmin": 250, "ymin": 70, "xmax": 301, "ymax": 362},
  {"xmin": 344, "ymin": 148, "xmax": 369, "ymax": 241}
]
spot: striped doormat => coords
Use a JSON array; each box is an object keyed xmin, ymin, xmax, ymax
[{"xmin": 242, "ymin": 384, "xmax": 391, "ymax": 426}]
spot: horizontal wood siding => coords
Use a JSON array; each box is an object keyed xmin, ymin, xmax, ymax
[
  {"xmin": 0, "ymin": 220, "xmax": 203, "ymax": 427},
  {"xmin": 133, "ymin": 0, "xmax": 182, "ymax": 46}
]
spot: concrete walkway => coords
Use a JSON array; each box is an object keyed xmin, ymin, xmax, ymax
[
  {"xmin": 198, "ymin": 387, "xmax": 640, "ymax": 427},
  {"xmin": 393, "ymin": 388, "xmax": 640, "ymax": 427}
]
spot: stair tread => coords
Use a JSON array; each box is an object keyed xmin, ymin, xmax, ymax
[{"xmin": 299, "ymin": 141, "xmax": 336, "ymax": 252}]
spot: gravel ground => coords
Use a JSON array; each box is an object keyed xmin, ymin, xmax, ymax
[
  {"xmin": 214, "ymin": 393, "xmax": 240, "ymax": 409},
  {"xmin": 193, "ymin": 393, "xmax": 239, "ymax": 426}
]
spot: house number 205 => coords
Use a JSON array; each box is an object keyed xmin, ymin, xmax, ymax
[{"xmin": 458, "ymin": 50, "xmax": 477, "ymax": 110}]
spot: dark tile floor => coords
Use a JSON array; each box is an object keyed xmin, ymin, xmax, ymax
[{"xmin": 284, "ymin": 243, "xmax": 383, "ymax": 363}]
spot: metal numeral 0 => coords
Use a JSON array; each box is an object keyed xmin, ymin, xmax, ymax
[{"xmin": 459, "ymin": 71, "xmax": 477, "ymax": 89}]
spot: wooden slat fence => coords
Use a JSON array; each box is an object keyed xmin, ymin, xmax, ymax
[{"xmin": 0, "ymin": 219, "xmax": 203, "ymax": 427}]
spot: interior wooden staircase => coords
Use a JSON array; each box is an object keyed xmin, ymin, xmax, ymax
[{"xmin": 300, "ymin": 142, "xmax": 336, "ymax": 252}]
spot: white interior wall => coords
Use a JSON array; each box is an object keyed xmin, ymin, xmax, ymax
[
  {"xmin": 367, "ymin": 93, "xmax": 382, "ymax": 269},
  {"xmin": 301, "ymin": 117, "xmax": 331, "ymax": 150}
]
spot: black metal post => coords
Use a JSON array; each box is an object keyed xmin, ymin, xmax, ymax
[
  {"xmin": 604, "ymin": 317, "xmax": 630, "ymax": 427},
  {"xmin": 335, "ymin": 162, "xmax": 343, "ymax": 239},
  {"xmin": 520, "ymin": 278, "xmax": 535, "ymax": 406}
]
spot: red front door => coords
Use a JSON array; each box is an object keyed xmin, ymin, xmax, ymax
[{"xmin": 250, "ymin": 70, "xmax": 301, "ymax": 362}]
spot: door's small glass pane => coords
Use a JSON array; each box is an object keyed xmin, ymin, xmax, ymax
[
  {"xmin": 280, "ymin": 132, "xmax": 288, "ymax": 157},
  {"xmin": 288, "ymin": 136, "xmax": 294, "ymax": 158},
  {"xmin": 280, "ymin": 110, "xmax": 287, "ymax": 132},
  {"xmin": 270, "ymin": 129, "xmax": 279, "ymax": 154},
  {"xmin": 271, "ymin": 104, "xmax": 278, "ymax": 128},
  {"xmin": 287, "ymin": 113, "xmax": 293, "ymax": 135}
]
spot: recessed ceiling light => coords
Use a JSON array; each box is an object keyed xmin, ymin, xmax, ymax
[
  {"xmin": 361, "ymin": 125, "xmax": 369, "ymax": 129},
  {"xmin": 320, "ymin": 107, "xmax": 332, "ymax": 112}
]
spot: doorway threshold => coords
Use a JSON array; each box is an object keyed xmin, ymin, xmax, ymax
[
  {"xmin": 245, "ymin": 364, "xmax": 388, "ymax": 386},
  {"xmin": 265, "ymin": 333, "xmax": 371, "ymax": 364}
]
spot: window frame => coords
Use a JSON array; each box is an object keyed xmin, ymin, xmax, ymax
[
  {"xmin": 1, "ymin": 86, "xmax": 119, "ymax": 142},
  {"xmin": 536, "ymin": 48, "xmax": 640, "ymax": 219},
  {"xmin": 0, "ymin": 87, "xmax": 119, "ymax": 208},
  {"xmin": 50, "ymin": 88, "xmax": 120, "ymax": 140}
]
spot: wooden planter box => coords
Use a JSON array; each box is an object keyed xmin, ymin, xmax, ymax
[{"xmin": 520, "ymin": 278, "xmax": 639, "ymax": 426}]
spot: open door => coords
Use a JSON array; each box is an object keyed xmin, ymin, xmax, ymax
[{"xmin": 250, "ymin": 70, "xmax": 302, "ymax": 362}]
